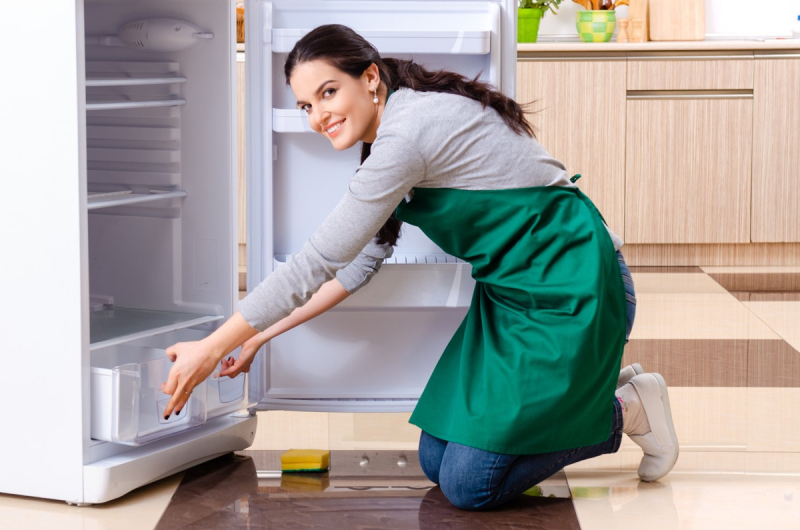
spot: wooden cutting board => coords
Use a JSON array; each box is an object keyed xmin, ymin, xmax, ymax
[{"xmin": 649, "ymin": 0, "xmax": 705, "ymax": 41}]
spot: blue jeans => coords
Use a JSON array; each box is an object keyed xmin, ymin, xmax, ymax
[{"xmin": 418, "ymin": 250, "xmax": 637, "ymax": 511}]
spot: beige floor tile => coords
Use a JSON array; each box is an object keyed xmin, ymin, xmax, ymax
[
  {"xmin": 328, "ymin": 413, "xmax": 420, "ymax": 450},
  {"xmin": 743, "ymin": 302, "xmax": 800, "ymax": 351},
  {"xmin": 251, "ymin": 411, "xmax": 329, "ymax": 450},
  {"xmin": 632, "ymin": 272, "xmax": 733, "ymax": 297},
  {"xmin": 746, "ymin": 452, "xmax": 800, "ymax": 474},
  {"xmin": 618, "ymin": 388, "xmax": 747, "ymax": 452},
  {"xmin": 747, "ymin": 388, "xmax": 800, "ymax": 452},
  {"xmin": 0, "ymin": 473, "xmax": 181, "ymax": 530},
  {"xmin": 630, "ymin": 299, "xmax": 780, "ymax": 340},
  {"xmin": 566, "ymin": 471, "xmax": 800, "ymax": 530},
  {"xmin": 668, "ymin": 387, "xmax": 748, "ymax": 450}
]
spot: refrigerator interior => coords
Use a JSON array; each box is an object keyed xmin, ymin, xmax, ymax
[
  {"xmin": 247, "ymin": 0, "xmax": 512, "ymax": 411},
  {"xmin": 82, "ymin": 0, "xmax": 244, "ymax": 454}
]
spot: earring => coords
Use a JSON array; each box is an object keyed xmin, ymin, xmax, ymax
[{"xmin": 373, "ymin": 89, "xmax": 379, "ymax": 104}]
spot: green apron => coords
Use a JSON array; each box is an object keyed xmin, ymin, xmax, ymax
[{"xmin": 396, "ymin": 186, "xmax": 627, "ymax": 455}]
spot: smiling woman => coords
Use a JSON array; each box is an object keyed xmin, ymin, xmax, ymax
[
  {"xmin": 290, "ymin": 60, "xmax": 386, "ymax": 149},
  {"xmin": 162, "ymin": 23, "xmax": 678, "ymax": 513}
]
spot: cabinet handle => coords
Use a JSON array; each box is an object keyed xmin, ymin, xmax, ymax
[
  {"xmin": 627, "ymin": 54, "xmax": 753, "ymax": 60},
  {"xmin": 754, "ymin": 53, "xmax": 800, "ymax": 59},
  {"xmin": 517, "ymin": 56, "xmax": 626, "ymax": 62},
  {"xmin": 627, "ymin": 91, "xmax": 753, "ymax": 100}
]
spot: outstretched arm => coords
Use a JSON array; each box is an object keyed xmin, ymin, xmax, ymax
[
  {"xmin": 219, "ymin": 278, "xmax": 350, "ymax": 377},
  {"xmin": 161, "ymin": 277, "xmax": 349, "ymax": 418}
]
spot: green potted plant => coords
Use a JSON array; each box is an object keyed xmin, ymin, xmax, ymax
[
  {"xmin": 518, "ymin": 0, "xmax": 564, "ymax": 44},
  {"xmin": 573, "ymin": 0, "xmax": 629, "ymax": 43}
]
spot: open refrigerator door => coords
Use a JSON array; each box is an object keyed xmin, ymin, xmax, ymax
[{"xmin": 245, "ymin": 0, "xmax": 517, "ymax": 413}]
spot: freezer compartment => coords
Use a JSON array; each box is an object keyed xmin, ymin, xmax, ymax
[{"xmin": 91, "ymin": 329, "xmax": 247, "ymax": 446}]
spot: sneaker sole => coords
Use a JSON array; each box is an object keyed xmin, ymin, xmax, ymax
[{"xmin": 644, "ymin": 373, "xmax": 680, "ymax": 482}]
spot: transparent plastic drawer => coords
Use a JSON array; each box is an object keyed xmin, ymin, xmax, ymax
[{"xmin": 91, "ymin": 330, "xmax": 248, "ymax": 446}]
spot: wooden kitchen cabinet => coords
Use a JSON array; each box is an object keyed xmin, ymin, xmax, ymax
[
  {"xmin": 751, "ymin": 54, "xmax": 800, "ymax": 242},
  {"xmin": 625, "ymin": 95, "xmax": 752, "ymax": 244},
  {"xmin": 516, "ymin": 57, "xmax": 627, "ymax": 239}
]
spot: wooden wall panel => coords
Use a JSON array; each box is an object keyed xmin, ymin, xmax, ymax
[
  {"xmin": 517, "ymin": 58, "xmax": 627, "ymax": 239},
  {"xmin": 751, "ymin": 56, "xmax": 800, "ymax": 242}
]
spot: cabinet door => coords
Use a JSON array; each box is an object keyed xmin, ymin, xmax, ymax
[
  {"xmin": 752, "ymin": 56, "xmax": 800, "ymax": 242},
  {"xmin": 517, "ymin": 57, "xmax": 626, "ymax": 238},
  {"xmin": 625, "ymin": 96, "xmax": 752, "ymax": 244}
]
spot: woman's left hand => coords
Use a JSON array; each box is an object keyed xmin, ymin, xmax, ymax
[{"xmin": 161, "ymin": 340, "xmax": 221, "ymax": 419}]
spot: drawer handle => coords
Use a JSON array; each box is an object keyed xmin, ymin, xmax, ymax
[
  {"xmin": 627, "ymin": 90, "xmax": 753, "ymax": 100},
  {"xmin": 628, "ymin": 54, "xmax": 753, "ymax": 61}
]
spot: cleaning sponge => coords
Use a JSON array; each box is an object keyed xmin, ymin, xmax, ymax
[{"xmin": 280, "ymin": 449, "xmax": 330, "ymax": 473}]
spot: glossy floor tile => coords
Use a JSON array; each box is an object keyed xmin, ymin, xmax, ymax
[
  {"xmin": 155, "ymin": 454, "xmax": 580, "ymax": 529},
  {"xmin": 566, "ymin": 471, "xmax": 800, "ymax": 530}
]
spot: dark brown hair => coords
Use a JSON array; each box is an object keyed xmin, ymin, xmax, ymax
[{"xmin": 285, "ymin": 24, "xmax": 535, "ymax": 246}]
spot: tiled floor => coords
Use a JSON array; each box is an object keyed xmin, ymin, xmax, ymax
[{"xmin": 2, "ymin": 267, "xmax": 800, "ymax": 528}]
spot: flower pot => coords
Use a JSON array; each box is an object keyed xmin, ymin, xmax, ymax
[
  {"xmin": 576, "ymin": 10, "xmax": 616, "ymax": 43},
  {"xmin": 518, "ymin": 8, "xmax": 543, "ymax": 43}
]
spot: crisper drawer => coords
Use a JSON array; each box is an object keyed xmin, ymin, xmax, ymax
[
  {"xmin": 91, "ymin": 330, "xmax": 247, "ymax": 446},
  {"xmin": 627, "ymin": 54, "xmax": 754, "ymax": 91}
]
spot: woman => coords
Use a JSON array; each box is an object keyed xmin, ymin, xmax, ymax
[{"xmin": 162, "ymin": 24, "xmax": 678, "ymax": 510}]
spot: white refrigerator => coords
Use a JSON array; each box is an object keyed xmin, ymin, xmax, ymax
[{"xmin": 0, "ymin": 0, "xmax": 517, "ymax": 505}]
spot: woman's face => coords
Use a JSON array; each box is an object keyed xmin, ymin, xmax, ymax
[{"xmin": 290, "ymin": 59, "xmax": 381, "ymax": 150}]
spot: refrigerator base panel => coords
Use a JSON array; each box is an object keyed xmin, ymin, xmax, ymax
[{"xmin": 83, "ymin": 415, "xmax": 256, "ymax": 504}]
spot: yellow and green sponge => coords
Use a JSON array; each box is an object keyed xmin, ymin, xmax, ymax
[{"xmin": 280, "ymin": 449, "xmax": 330, "ymax": 473}]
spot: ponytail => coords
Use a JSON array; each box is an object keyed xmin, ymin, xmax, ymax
[
  {"xmin": 285, "ymin": 24, "xmax": 536, "ymax": 247},
  {"xmin": 381, "ymin": 58, "xmax": 535, "ymax": 138}
]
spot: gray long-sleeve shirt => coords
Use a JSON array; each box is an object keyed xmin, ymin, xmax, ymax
[{"xmin": 238, "ymin": 88, "xmax": 624, "ymax": 331}]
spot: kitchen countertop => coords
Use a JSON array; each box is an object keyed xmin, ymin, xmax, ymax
[{"xmin": 518, "ymin": 37, "xmax": 800, "ymax": 53}]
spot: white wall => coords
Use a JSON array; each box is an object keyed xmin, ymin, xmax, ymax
[{"xmin": 538, "ymin": 0, "xmax": 799, "ymax": 37}]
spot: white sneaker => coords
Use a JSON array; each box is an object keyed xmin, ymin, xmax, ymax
[
  {"xmin": 626, "ymin": 373, "xmax": 679, "ymax": 482},
  {"xmin": 617, "ymin": 363, "xmax": 644, "ymax": 389}
]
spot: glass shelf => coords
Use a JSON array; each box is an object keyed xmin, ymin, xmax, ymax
[
  {"xmin": 86, "ymin": 98, "xmax": 187, "ymax": 111},
  {"xmin": 87, "ymin": 189, "xmax": 187, "ymax": 210},
  {"xmin": 86, "ymin": 76, "xmax": 188, "ymax": 87},
  {"xmin": 90, "ymin": 307, "xmax": 223, "ymax": 350}
]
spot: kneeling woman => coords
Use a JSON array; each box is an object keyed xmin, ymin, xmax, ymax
[{"xmin": 162, "ymin": 24, "xmax": 679, "ymax": 511}]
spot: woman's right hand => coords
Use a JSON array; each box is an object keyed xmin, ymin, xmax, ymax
[{"xmin": 218, "ymin": 331, "xmax": 270, "ymax": 378}]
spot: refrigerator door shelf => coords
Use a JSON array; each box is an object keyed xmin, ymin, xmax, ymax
[
  {"xmin": 273, "ymin": 108, "xmax": 313, "ymax": 133},
  {"xmin": 257, "ymin": 396, "xmax": 419, "ymax": 413},
  {"xmin": 273, "ymin": 255, "xmax": 475, "ymax": 309},
  {"xmin": 272, "ymin": 29, "xmax": 491, "ymax": 54},
  {"xmin": 90, "ymin": 333, "xmax": 247, "ymax": 446}
]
